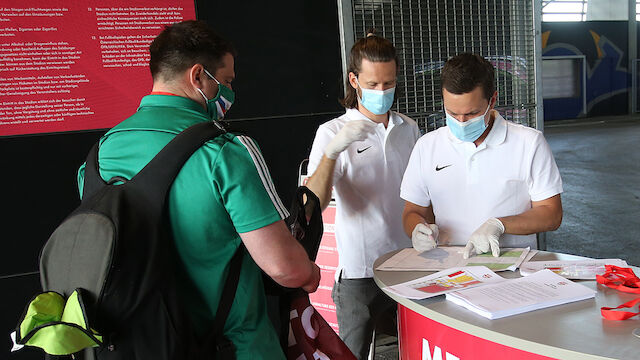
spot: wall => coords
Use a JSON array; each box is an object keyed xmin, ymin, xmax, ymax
[
  {"xmin": 1, "ymin": 131, "xmax": 103, "ymax": 359},
  {"xmin": 541, "ymin": 21, "xmax": 630, "ymax": 121},
  {"xmin": 1, "ymin": 1, "xmax": 343, "ymax": 358},
  {"xmin": 201, "ymin": 0, "xmax": 344, "ymax": 201}
]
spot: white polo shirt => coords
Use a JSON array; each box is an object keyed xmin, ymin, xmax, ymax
[
  {"xmin": 308, "ymin": 108, "xmax": 420, "ymax": 279},
  {"xmin": 400, "ymin": 112, "xmax": 563, "ymax": 249}
]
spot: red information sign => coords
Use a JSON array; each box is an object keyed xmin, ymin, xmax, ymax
[{"xmin": 0, "ymin": 1, "xmax": 195, "ymax": 136}]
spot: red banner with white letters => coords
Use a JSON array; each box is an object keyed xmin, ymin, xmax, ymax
[
  {"xmin": 287, "ymin": 292, "xmax": 356, "ymax": 360},
  {"xmin": 398, "ymin": 305, "xmax": 557, "ymax": 360},
  {"xmin": 0, "ymin": 1, "xmax": 195, "ymax": 136},
  {"xmin": 309, "ymin": 204, "xmax": 340, "ymax": 334}
]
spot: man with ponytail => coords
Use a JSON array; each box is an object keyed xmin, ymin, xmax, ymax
[{"xmin": 306, "ymin": 30, "xmax": 420, "ymax": 359}]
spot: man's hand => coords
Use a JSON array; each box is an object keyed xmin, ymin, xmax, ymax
[
  {"xmin": 302, "ymin": 262, "xmax": 321, "ymax": 293},
  {"xmin": 411, "ymin": 223, "xmax": 439, "ymax": 253},
  {"xmin": 324, "ymin": 120, "xmax": 376, "ymax": 159},
  {"xmin": 463, "ymin": 218, "xmax": 504, "ymax": 259}
]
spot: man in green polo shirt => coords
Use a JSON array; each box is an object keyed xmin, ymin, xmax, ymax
[{"xmin": 76, "ymin": 20, "xmax": 320, "ymax": 359}]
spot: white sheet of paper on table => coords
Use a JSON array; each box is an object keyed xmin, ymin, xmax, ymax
[{"xmin": 376, "ymin": 246, "xmax": 530, "ymax": 272}]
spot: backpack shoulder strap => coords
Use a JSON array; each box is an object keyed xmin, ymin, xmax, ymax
[
  {"xmin": 129, "ymin": 121, "xmax": 226, "ymax": 198},
  {"xmin": 81, "ymin": 142, "xmax": 107, "ymax": 200},
  {"xmin": 199, "ymin": 243, "xmax": 245, "ymax": 357}
]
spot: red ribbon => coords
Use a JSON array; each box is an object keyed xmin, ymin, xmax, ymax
[
  {"xmin": 600, "ymin": 298, "xmax": 640, "ymax": 320},
  {"xmin": 596, "ymin": 265, "xmax": 640, "ymax": 320}
]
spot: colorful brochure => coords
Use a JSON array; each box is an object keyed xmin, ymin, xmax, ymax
[{"xmin": 382, "ymin": 266, "xmax": 506, "ymax": 300}]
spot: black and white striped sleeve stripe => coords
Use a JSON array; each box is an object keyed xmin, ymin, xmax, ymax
[{"xmin": 236, "ymin": 135, "xmax": 289, "ymax": 219}]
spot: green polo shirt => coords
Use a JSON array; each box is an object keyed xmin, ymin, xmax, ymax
[{"xmin": 77, "ymin": 95, "xmax": 288, "ymax": 360}]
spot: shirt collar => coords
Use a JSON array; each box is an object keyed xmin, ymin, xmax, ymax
[
  {"xmin": 446, "ymin": 110, "xmax": 507, "ymax": 146},
  {"xmin": 105, "ymin": 95, "xmax": 210, "ymax": 137},
  {"xmin": 484, "ymin": 111, "xmax": 507, "ymax": 146},
  {"xmin": 138, "ymin": 94, "xmax": 208, "ymax": 115},
  {"xmin": 389, "ymin": 111, "xmax": 404, "ymax": 126},
  {"xmin": 345, "ymin": 108, "xmax": 403, "ymax": 126}
]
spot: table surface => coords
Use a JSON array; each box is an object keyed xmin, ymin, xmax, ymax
[{"xmin": 373, "ymin": 249, "xmax": 640, "ymax": 360}]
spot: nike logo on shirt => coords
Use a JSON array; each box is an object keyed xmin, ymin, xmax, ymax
[
  {"xmin": 435, "ymin": 164, "xmax": 452, "ymax": 171},
  {"xmin": 357, "ymin": 146, "xmax": 372, "ymax": 154}
]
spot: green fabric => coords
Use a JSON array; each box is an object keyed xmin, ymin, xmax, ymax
[
  {"xmin": 18, "ymin": 290, "xmax": 102, "ymax": 355},
  {"xmin": 19, "ymin": 292, "xmax": 64, "ymax": 337},
  {"xmin": 77, "ymin": 94, "xmax": 286, "ymax": 360}
]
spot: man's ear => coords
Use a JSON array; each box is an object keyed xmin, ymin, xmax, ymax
[
  {"xmin": 348, "ymin": 72, "xmax": 359, "ymax": 90},
  {"xmin": 490, "ymin": 91, "xmax": 498, "ymax": 109},
  {"xmin": 188, "ymin": 64, "xmax": 206, "ymax": 89}
]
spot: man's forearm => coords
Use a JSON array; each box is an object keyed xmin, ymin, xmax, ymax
[
  {"xmin": 499, "ymin": 195, "xmax": 563, "ymax": 235},
  {"xmin": 269, "ymin": 255, "xmax": 318, "ymax": 289},
  {"xmin": 402, "ymin": 203, "xmax": 435, "ymax": 238},
  {"xmin": 240, "ymin": 220, "xmax": 319, "ymax": 290},
  {"xmin": 305, "ymin": 155, "xmax": 336, "ymax": 211},
  {"xmin": 403, "ymin": 211, "xmax": 426, "ymax": 238}
]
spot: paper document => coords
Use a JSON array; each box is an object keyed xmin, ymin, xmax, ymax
[
  {"xmin": 383, "ymin": 266, "xmax": 506, "ymax": 299},
  {"xmin": 520, "ymin": 259, "xmax": 629, "ymax": 279},
  {"xmin": 446, "ymin": 269, "xmax": 596, "ymax": 319},
  {"xmin": 522, "ymin": 249, "xmax": 538, "ymax": 263},
  {"xmin": 376, "ymin": 247, "xmax": 530, "ymax": 272}
]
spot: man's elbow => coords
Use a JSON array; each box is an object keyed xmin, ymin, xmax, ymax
[
  {"xmin": 546, "ymin": 211, "xmax": 563, "ymax": 231},
  {"xmin": 266, "ymin": 262, "xmax": 311, "ymax": 289},
  {"xmin": 552, "ymin": 212, "xmax": 563, "ymax": 231}
]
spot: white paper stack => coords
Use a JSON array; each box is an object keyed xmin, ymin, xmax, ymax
[{"xmin": 446, "ymin": 269, "xmax": 596, "ymax": 319}]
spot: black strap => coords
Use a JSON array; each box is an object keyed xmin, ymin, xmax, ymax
[
  {"xmin": 200, "ymin": 244, "xmax": 245, "ymax": 358},
  {"xmin": 129, "ymin": 121, "xmax": 226, "ymax": 200},
  {"xmin": 81, "ymin": 143, "xmax": 106, "ymax": 200},
  {"xmin": 215, "ymin": 244, "xmax": 244, "ymax": 336},
  {"xmin": 82, "ymin": 121, "xmax": 226, "ymax": 204}
]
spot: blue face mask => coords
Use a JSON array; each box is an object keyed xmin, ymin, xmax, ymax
[
  {"xmin": 445, "ymin": 104, "xmax": 490, "ymax": 142},
  {"xmin": 355, "ymin": 77, "xmax": 395, "ymax": 115}
]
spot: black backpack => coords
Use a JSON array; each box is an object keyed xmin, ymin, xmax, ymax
[{"xmin": 13, "ymin": 121, "xmax": 243, "ymax": 359}]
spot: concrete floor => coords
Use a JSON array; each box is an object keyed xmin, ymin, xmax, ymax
[
  {"xmin": 372, "ymin": 117, "xmax": 640, "ymax": 360},
  {"xmin": 544, "ymin": 117, "xmax": 640, "ymax": 266}
]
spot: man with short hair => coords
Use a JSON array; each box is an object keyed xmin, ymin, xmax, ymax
[
  {"xmin": 77, "ymin": 20, "xmax": 319, "ymax": 359},
  {"xmin": 306, "ymin": 32, "xmax": 420, "ymax": 359},
  {"xmin": 401, "ymin": 53, "xmax": 563, "ymax": 258}
]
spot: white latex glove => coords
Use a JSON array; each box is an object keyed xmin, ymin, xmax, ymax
[
  {"xmin": 463, "ymin": 218, "xmax": 505, "ymax": 259},
  {"xmin": 324, "ymin": 120, "xmax": 377, "ymax": 159},
  {"xmin": 411, "ymin": 223, "xmax": 439, "ymax": 253}
]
